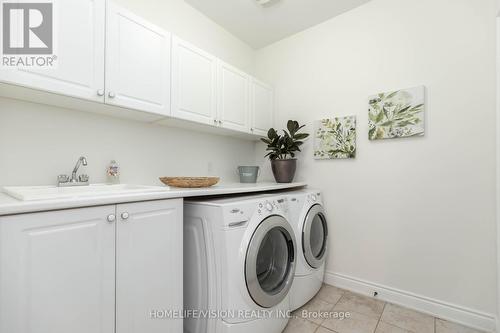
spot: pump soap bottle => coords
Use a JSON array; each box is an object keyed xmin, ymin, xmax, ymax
[{"xmin": 106, "ymin": 160, "xmax": 120, "ymax": 184}]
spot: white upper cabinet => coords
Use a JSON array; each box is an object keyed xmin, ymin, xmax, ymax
[
  {"xmin": 171, "ymin": 36, "xmax": 217, "ymax": 125},
  {"xmin": 0, "ymin": 0, "xmax": 106, "ymax": 102},
  {"xmin": 0, "ymin": 206, "xmax": 116, "ymax": 333},
  {"xmin": 115, "ymin": 199, "xmax": 183, "ymax": 333},
  {"xmin": 0, "ymin": 1, "xmax": 274, "ymax": 138},
  {"xmin": 251, "ymin": 79, "xmax": 275, "ymax": 136},
  {"xmin": 105, "ymin": 3, "xmax": 171, "ymax": 116},
  {"xmin": 217, "ymin": 61, "xmax": 250, "ymax": 133}
]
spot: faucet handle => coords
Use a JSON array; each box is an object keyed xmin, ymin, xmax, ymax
[
  {"xmin": 58, "ymin": 175, "xmax": 69, "ymax": 183},
  {"xmin": 79, "ymin": 174, "xmax": 89, "ymax": 183}
]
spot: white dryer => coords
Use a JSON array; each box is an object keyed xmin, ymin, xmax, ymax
[
  {"xmin": 286, "ymin": 189, "xmax": 328, "ymax": 310},
  {"xmin": 184, "ymin": 194, "xmax": 297, "ymax": 333}
]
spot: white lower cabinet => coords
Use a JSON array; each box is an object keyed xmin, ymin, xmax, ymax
[
  {"xmin": 0, "ymin": 199, "xmax": 183, "ymax": 333},
  {"xmin": 116, "ymin": 199, "xmax": 183, "ymax": 333},
  {"xmin": 0, "ymin": 205, "xmax": 116, "ymax": 333}
]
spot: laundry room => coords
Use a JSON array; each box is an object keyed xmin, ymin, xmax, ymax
[{"xmin": 0, "ymin": 0, "xmax": 497, "ymax": 333}]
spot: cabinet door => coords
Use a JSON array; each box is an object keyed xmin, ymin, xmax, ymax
[
  {"xmin": 252, "ymin": 79, "xmax": 275, "ymax": 136},
  {"xmin": 105, "ymin": 2, "xmax": 171, "ymax": 116},
  {"xmin": 171, "ymin": 36, "xmax": 217, "ymax": 125},
  {"xmin": 217, "ymin": 61, "xmax": 250, "ymax": 133},
  {"xmin": 116, "ymin": 199, "xmax": 183, "ymax": 333},
  {"xmin": 0, "ymin": 0, "xmax": 105, "ymax": 102},
  {"xmin": 0, "ymin": 206, "xmax": 116, "ymax": 333}
]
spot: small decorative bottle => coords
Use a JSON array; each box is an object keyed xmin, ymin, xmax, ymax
[{"xmin": 106, "ymin": 160, "xmax": 120, "ymax": 184}]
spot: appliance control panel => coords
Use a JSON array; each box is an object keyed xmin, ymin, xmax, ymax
[
  {"xmin": 257, "ymin": 197, "xmax": 288, "ymax": 216},
  {"xmin": 223, "ymin": 196, "xmax": 289, "ymax": 228},
  {"xmin": 306, "ymin": 192, "xmax": 322, "ymax": 205}
]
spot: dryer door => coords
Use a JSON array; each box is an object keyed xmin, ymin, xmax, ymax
[
  {"xmin": 302, "ymin": 204, "xmax": 328, "ymax": 269},
  {"xmin": 245, "ymin": 215, "xmax": 296, "ymax": 308}
]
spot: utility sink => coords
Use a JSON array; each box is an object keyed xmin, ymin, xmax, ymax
[{"xmin": 2, "ymin": 184, "xmax": 168, "ymax": 201}]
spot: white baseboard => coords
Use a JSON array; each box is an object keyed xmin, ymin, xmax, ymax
[{"xmin": 324, "ymin": 271, "xmax": 496, "ymax": 333}]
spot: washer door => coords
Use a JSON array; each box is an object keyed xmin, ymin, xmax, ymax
[
  {"xmin": 245, "ymin": 215, "xmax": 296, "ymax": 308},
  {"xmin": 302, "ymin": 204, "xmax": 328, "ymax": 269}
]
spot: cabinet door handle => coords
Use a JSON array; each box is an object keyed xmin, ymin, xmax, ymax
[
  {"xmin": 107, "ymin": 214, "xmax": 116, "ymax": 223},
  {"xmin": 121, "ymin": 212, "xmax": 130, "ymax": 220},
  {"xmin": 97, "ymin": 89, "xmax": 104, "ymax": 96},
  {"xmin": 108, "ymin": 91, "xmax": 116, "ymax": 98}
]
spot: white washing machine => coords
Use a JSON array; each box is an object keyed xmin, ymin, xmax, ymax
[
  {"xmin": 286, "ymin": 189, "xmax": 328, "ymax": 310},
  {"xmin": 184, "ymin": 194, "xmax": 297, "ymax": 333}
]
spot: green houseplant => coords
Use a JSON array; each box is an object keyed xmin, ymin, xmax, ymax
[{"xmin": 261, "ymin": 120, "xmax": 309, "ymax": 183}]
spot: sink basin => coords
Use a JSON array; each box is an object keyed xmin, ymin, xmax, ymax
[{"xmin": 3, "ymin": 184, "xmax": 168, "ymax": 201}]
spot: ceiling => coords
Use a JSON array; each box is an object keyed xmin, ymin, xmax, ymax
[{"xmin": 184, "ymin": 0, "xmax": 372, "ymax": 49}]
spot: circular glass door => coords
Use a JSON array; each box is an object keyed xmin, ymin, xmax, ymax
[
  {"xmin": 302, "ymin": 204, "xmax": 328, "ymax": 269},
  {"xmin": 245, "ymin": 215, "xmax": 296, "ymax": 308}
]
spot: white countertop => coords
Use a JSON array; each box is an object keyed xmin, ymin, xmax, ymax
[{"xmin": 0, "ymin": 182, "xmax": 307, "ymax": 216}]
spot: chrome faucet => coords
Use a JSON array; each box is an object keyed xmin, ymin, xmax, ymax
[
  {"xmin": 58, "ymin": 156, "xmax": 90, "ymax": 187},
  {"xmin": 71, "ymin": 156, "xmax": 87, "ymax": 182}
]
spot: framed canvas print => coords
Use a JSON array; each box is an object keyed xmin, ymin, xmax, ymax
[
  {"xmin": 368, "ymin": 86, "xmax": 425, "ymax": 140},
  {"xmin": 314, "ymin": 116, "xmax": 356, "ymax": 159}
]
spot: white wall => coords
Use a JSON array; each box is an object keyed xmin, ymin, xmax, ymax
[
  {"xmin": 0, "ymin": 0, "xmax": 257, "ymax": 186},
  {"xmin": 255, "ymin": 0, "xmax": 497, "ymax": 328},
  {"xmin": 0, "ymin": 98, "xmax": 256, "ymax": 186}
]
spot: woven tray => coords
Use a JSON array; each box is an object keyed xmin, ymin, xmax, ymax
[{"xmin": 159, "ymin": 177, "xmax": 220, "ymax": 188}]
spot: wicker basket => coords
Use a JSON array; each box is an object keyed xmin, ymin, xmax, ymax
[{"xmin": 159, "ymin": 177, "xmax": 220, "ymax": 188}]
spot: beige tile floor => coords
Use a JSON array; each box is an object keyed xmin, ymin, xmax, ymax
[{"xmin": 284, "ymin": 284, "xmax": 487, "ymax": 333}]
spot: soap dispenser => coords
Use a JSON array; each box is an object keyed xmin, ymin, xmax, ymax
[{"xmin": 106, "ymin": 160, "xmax": 120, "ymax": 184}]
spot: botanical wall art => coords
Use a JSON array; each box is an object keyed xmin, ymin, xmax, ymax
[
  {"xmin": 368, "ymin": 86, "xmax": 425, "ymax": 140},
  {"xmin": 314, "ymin": 116, "xmax": 356, "ymax": 159}
]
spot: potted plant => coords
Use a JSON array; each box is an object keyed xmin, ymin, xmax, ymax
[{"xmin": 261, "ymin": 120, "xmax": 310, "ymax": 183}]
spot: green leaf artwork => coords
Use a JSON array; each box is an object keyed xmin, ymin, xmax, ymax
[
  {"xmin": 314, "ymin": 116, "xmax": 356, "ymax": 159},
  {"xmin": 368, "ymin": 86, "xmax": 425, "ymax": 140}
]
